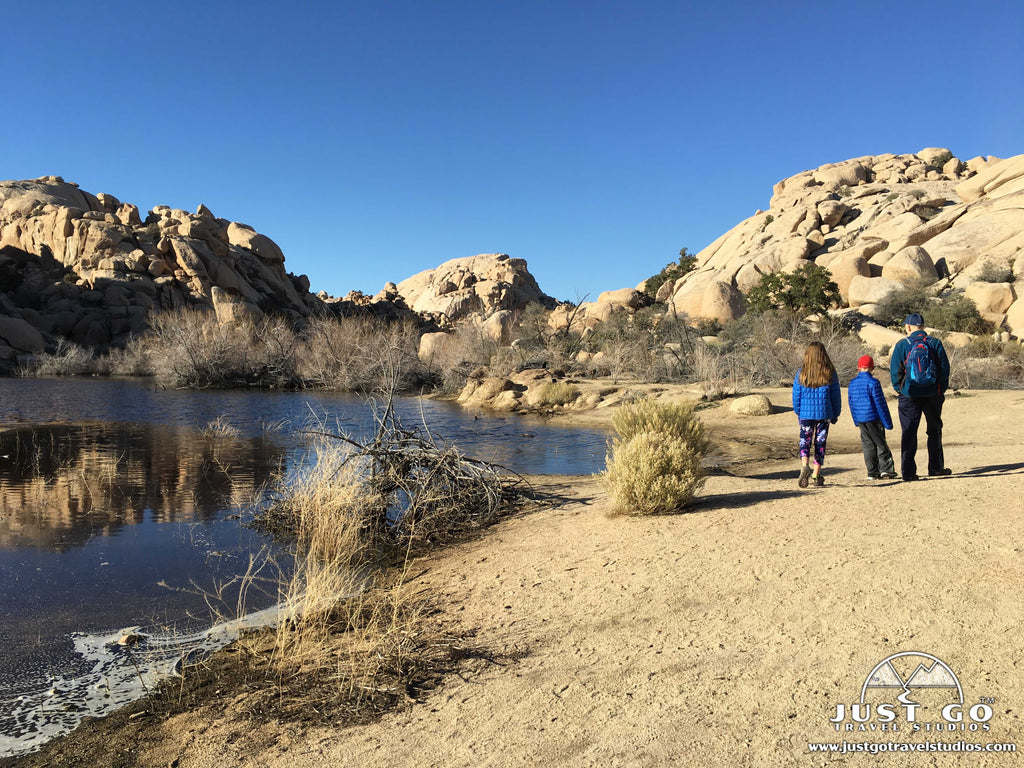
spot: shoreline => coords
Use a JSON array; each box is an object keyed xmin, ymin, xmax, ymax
[{"xmin": 4, "ymin": 386, "xmax": 1024, "ymax": 766}]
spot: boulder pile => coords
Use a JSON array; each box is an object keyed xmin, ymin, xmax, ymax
[
  {"xmin": 0, "ymin": 176, "xmax": 323, "ymax": 368},
  {"xmin": 388, "ymin": 253, "xmax": 554, "ymax": 324},
  {"xmin": 665, "ymin": 150, "xmax": 1024, "ymax": 333}
]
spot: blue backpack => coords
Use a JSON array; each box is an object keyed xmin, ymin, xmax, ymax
[{"xmin": 905, "ymin": 336, "xmax": 937, "ymax": 388}]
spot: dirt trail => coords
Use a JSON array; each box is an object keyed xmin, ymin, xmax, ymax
[{"xmin": 12, "ymin": 389, "xmax": 1024, "ymax": 766}]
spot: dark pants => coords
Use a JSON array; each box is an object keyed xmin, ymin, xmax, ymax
[
  {"xmin": 898, "ymin": 394, "xmax": 945, "ymax": 477},
  {"xmin": 858, "ymin": 421, "xmax": 896, "ymax": 476}
]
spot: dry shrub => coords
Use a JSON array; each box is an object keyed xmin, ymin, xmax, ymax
[
  {"xmin": 263, "ymin": 404, "xmax": 521, "ymax": 709},
  {"xmin": 101, "ymin": 336, "xmax": 153, "ymax": 376},
  {"xmin": 602, "ymin": 431, "xmax": 707, "ymax": 515},
  {"xmin": 533, "ymin": 381, "xmax": 580, "ymax": 406},
  {"xmin": 602, "ymin": 399, "xmax": 710, "ymax": 514},
  {"xmin": 144, "ymin": 308, "xmax": 301, "ymax": 388},
  {"xmin": 19, "ymin": 339, "xmax": 96, "ymax": 376},
  {"xmin": 298, "ymin": 316, "xmax": 429, "ymax": 392},
  {"xmin": 417, "ymin": 322, "xmax": 499, "ymax": 394},
  {"xmin": 610, "ymin": 398, "xmax": 710, "ymax": 455}
]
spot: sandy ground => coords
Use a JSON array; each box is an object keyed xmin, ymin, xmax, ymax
[{"xmin": 8, "ymin": 387, "xmax": 1024, "ymax": 766}]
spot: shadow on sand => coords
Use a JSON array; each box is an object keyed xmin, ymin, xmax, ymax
[
  {"xmin": 526, "ymin": 481, "xmax": 599, "ymax": 508},
  {"xmin": 952, "ymin": 462, "xmax": 1024, "ymax": 477},
  {"xmin": 689, "ymin": 488, "xmax": 805, "ymax": 511}
]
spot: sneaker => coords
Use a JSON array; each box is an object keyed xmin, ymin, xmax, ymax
[
  {"xmin": 928, "ymin": 468, "xmax": 953, "ymax": 477},
  {"xmin": 903, "ymin": 475, "xmax": 920, "ymax": 482},
  {"xmin": 814, "ymin": 474, "xmax": 825, "ymax": 487},
  {"xmin": 881, "ymin": 473, "xmax": 898, "ymax": 480},
  {"xmin": 798, "ymin": 466, "xmax": 812, "ymax": 488},
  {"xmin": 867, "ymin": 473, "xmax": 881, "ymax": 480}
]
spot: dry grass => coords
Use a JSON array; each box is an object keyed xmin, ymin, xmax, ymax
[
  {"xmin": 602, "ymin": 398, "xmax": 710, "ymax": 515},
  {"xmin": 610, "ymin": 398, "xmax": 710, "ymax": 456},
  {"xmin": 17, "ymin": 339, "xmax": 96, "ymax": 376},
  {"xmin": 602, "ymin": 431, "xmax": 708, "ymax": 515},
  {"xmin": 532, "ymin": 381, "xmax": 580, "ymax": 406},
  {"xmin": 198, "ymin": 416, "xmax": 241, "ymax": 439},
  {"xmin": 256, "ymin": 404, "xmax": 522, "ymax": 714}
]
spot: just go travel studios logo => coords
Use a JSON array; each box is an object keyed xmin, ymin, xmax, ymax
[{"xmin": 828, "ymin": 652, "xmax": 995, "ymax": 734}]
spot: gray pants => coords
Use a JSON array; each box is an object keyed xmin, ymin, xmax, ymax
[{"xmin": 859, "ymin": 421, "xmax": 896, "ymax": 476}]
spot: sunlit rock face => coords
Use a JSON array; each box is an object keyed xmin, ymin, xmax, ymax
[
  {"xmin": 666, "ymin": 151, "xmax": 1024, "ymax": 329},
  {"xmin": 0, "ymin": 177, "xmax": 324, "ymax": 369},
  {"xmin": 391, "ymin": 253, "xmax": 555, "ymax": 324}
]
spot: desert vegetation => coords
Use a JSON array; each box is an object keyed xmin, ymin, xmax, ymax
[
  {"xmin": 18, "ymin": 260, "xmax": 1024, "ymax": 396},
  {"xmin": 21, "ymin": 310, "xmax": 434, "ymax": 393},
  {"xmin": 136, "ymin": 398, "xmax": 525, "ymax": 729},
  {"xmin": 260, "ymin": 399, "xmax": 521, "ymax": 715},
  {"xmin": 601, "ymin": 399, "xmax": 711, "ymax": 514}
]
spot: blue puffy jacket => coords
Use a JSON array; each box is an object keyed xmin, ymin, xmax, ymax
[
  {"xmin": 792, "ymin": 370, "xmax": 842, "ymax": 422},
  {"xmin": 847, "ymin": 371, "xmax": 893, "ymax": 429}
]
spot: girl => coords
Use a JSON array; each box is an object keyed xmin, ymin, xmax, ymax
[{"xmin": 792, "ymin": 341, "xmax": 842, "ymax": 488}]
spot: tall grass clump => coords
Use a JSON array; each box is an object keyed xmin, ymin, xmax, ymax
[
  {"xmin": 297, "ymin": 316, "xmax": 432, "ymax": 393},
  {"xmin": 533, "ymin": 381, "xmax": 580, "ymax": 406},
  {"xmin": 19, "ymin": 339, "xmax": 97, "ymax": 376},
  {"xmin": 601, "ymin": 399, "xmax": 710, "ymax": 515},
  {"xmin": 145, "ymin": 308, "xmax": 301, "ymax": 388},
  {"xmin": 261, "ymin": 402, "xmax": 521, "ymax": 711}
]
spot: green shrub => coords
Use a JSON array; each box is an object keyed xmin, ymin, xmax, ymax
[
  {"xmin": 974, "ymin": 260, "xmax": 1013, "ymax": 283},
  {"xmin": 642, "ymin": 248, "xmax": 697, "ymax": 302},
  {"xmin": 602, "ymin": 431, "xmax": 707, "ymax": 514},
  {"xmin": 925, "ymin": 294, "xmax": 991, "ymax": 334},
  {"xmin": 874, "ymin": 286, "xmax": 991, "ymax": 335},
  {"xmin": 872, "ymin": 285, "xmax": 931, "ymax": 329},
  {"xmin": 746, "ymin": 263, "xmax": 841, "ymax": 316}
]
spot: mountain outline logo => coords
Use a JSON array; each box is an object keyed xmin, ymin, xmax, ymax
[{"xmin": 861, "ymin": 651, "xmax": 963, "ymax": 704}]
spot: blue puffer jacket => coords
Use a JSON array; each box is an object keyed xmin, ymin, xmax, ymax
[
  {"xmin": 847, "ymin": 371, "xmax": 893, "ymax": 429},
  {"xmin": 792, "ymin": 370, "xmax": 842, "ymax": 422}
]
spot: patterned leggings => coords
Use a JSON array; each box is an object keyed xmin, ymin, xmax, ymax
[{"xmin": 799, "ymin": 421, "xmax": 830, "ymax": 465}]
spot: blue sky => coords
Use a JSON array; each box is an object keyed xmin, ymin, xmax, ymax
[{"xmin": 3, "ymin": 0, "xmax": 1021, "ymax": 302}]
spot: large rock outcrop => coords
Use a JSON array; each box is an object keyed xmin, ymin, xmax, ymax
[
  {"xmin": 666, "ymin": 151, "xmax": 1024, "ymax": 329},
  {"xmin": 388, "ymin": 253, "xmax": 555, "ymax": 324},
  {"xmin": 0, "ymin": 177, "xmax": 324, "ymax": 368}
]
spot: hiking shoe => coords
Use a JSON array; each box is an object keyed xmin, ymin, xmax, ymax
[
  {"xmin": 881, "ymin": 473, "xmax": 898, "ymax": 480},
  {"xmin": 928, "ymin": 468, "xmax": 952, "ymax": 477},
  {"xmin": 798, "ymin": 466, "xmax": 811, "ymax": 488},
  {"xmin": 867, "ymin": 473, "xmax": 881, "ymax": 480},
  {"xmin": 903, "ymin": 475, "xmax": 920, "ymax": 482},
  {"xmin": 814, "ymin": 474, "xmax": 825, "ymax": 487}
]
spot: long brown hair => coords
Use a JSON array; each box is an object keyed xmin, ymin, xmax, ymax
[{"xmin": 799, "ymin": 341, "xmax": 835, "ymax": 388}]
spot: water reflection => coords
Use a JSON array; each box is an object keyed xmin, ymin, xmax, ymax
[
  {"xmin": 0, "ymin": 423, "xmax": 284, "ymax": 551},
  {"xmin": 0, "ymin": 377, "xmax": 609, "ymax": 756}
]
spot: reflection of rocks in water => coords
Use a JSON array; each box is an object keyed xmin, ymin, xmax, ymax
[{"xmin": 0, "ymin": 423, "xmax": 285, "ymax": 551}]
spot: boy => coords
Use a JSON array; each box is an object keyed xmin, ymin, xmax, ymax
[{"xmin": 847, "ymin": 355, "xmax": 897, "ymax": 480}]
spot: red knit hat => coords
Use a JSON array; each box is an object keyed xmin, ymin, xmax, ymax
[{"xmin": 858, "ymin": 355, "xmax": 874, "ymax": 369}]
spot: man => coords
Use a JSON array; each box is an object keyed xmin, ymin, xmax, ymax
[{"xmin": 890, "ymin": 313, "xmax": 951, "ymax": 481}]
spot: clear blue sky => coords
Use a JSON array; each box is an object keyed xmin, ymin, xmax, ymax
[{"xmin": 3, "ymin": 1, "xmax": 1021, "ymax": 302}]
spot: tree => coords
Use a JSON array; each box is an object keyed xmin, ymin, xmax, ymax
[
  {"xmin": 642, "ymin": 248, "xmax": 698, "ymax": 302},
  {"xmin": 746, "ymin": 263, "xmax": 841, "ymax": 316}
]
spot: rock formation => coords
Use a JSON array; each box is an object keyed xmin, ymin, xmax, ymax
[
  {"xmin": 388, "ymin": 253, "xmax": 555, "ymax": 324},
  {"xmin": 666, "ymin": 151, "xmax": 1024, "ymax": 332},
  {"xmin": 0, "ymin": 177, "xmax": 324, "ymax": 369}
]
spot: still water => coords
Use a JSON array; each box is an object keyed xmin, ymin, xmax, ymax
[{"xmin": 0, "ymin": 378, "xmax": 608, "ymax": 755}]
